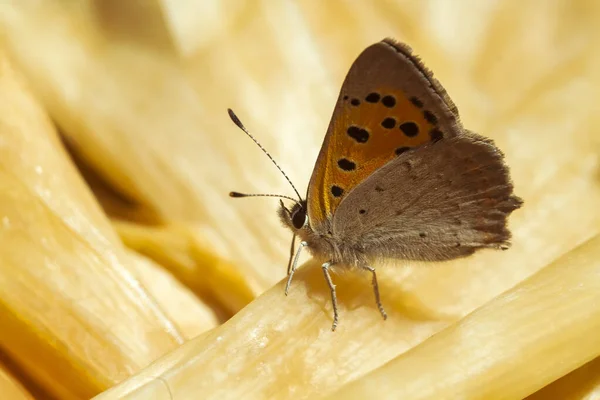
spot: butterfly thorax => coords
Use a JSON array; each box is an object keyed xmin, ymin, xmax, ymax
[{"xmin": 278, "ymin": 201, "xmax": 368, "ymax": 268}]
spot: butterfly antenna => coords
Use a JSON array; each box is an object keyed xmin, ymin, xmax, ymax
[
  {"xmin": 229, "ymin": 191, "xmax": 298, "ymax": 202},
  {"xmin": 227, "ymin": 108, "xmax": 303, "ymax": 201}
]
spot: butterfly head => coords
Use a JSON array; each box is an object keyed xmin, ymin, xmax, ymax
[{"xmin": 279, "ymin": 199, "xmax": 308, "ymax": 232}]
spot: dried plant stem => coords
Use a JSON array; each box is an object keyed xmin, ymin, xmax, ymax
[{"xmin": 329, "ymin": 233, "xmax": 600, "ymax": 400}]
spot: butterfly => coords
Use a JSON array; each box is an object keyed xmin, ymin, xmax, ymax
[{"xmin": 229, "ymin": 38, "xmax": 522, "ymax": 331}]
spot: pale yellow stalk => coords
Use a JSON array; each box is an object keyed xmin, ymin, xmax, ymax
[
  {"xmin": 113, "ymin": 220, "xmax": 258, "ymax": 316},
  {"xmin": 0, "ymin": 48, "xmax": 212, "ymax": 398},
  {"xmin": 125, "ymin": 250, "xmax": 219, "ymax": 340},
  {"xmin": 93, "ymin": 235, "xmax": 600, "ymax": 400},
  {"xmin": 330, "ymin": 234, "xmax": 600, "ymax": 400},
  {"xmin": 72, "ymin": 153, "xmax": 164, "ymax": 226},
  {"xmin": 0, "ymin": 0, "xmax": 273, "ymax": 293},
  {"xmin": 0, "ymin": 363, "xmax": 34, "ymax": 400},
  {"xmin": 526, "ymin": 357, "xmax": 600, "ymax": 400}
]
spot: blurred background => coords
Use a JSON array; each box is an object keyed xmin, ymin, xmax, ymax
[{"xmin": 1, "ymin": 1, "xmax": 599, "ymax": 399}]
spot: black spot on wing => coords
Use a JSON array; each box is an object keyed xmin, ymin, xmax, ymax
[
  {"xmin": 399, "ymin": 122, "xmax": 419, "ymax": 137},
  {"xmin": 381, "ymin": 117, "xmax": 396, "ymax": 129},
  {"xmin": 365, "ymin": 93, "xmax": 380, "ymax": 103},
  {"xmin": 331, "ymin": 185, "xmax": 344, "ymax": 197},
  {"xmin": 337, "ymin": 158, "xmax": 356, "ymax": 171},
  {"xmin": 410, "ymin": 97, "xmax": 423, "ymax": 108},
  {"xmin": 430, "ymin": 128, "xmax": 444, "ymax": 142},
  {"xmin": 395, "ymin": 147, "xmax": 411, "ymax": 155},
  {"xmin": 423, "ymin": 110, "xmax": 438, "ymax": 124},
  {"xmin": 382, "ymin": 95, "xmax": 396, "ymax": 108},
  {"xmin": 347, "ymin": 126, "xmax": 369, "ymax": 143}
]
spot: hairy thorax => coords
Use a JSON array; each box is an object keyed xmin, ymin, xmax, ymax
[{"xmin": 278, "ymin": 203, "xmax": 368, "ymax": 268}]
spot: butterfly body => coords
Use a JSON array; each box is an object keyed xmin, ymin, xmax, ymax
[
  {"xmin": 232, "ymin": 38, "xmax": 522, "ymax": 331},
  {"xmin": 279, "ymin": 202, "xmax": 365, "ymax": 268}
]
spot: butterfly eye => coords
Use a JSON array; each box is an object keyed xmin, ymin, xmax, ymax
[{"xmin": 291, "ymin": 205, "xmax": 307, "ymax": 229}]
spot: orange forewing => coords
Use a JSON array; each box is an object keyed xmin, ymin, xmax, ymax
[
  {"xmin": 306, "ymin": 39, "xmax": 462, "ymax": 229},
  {"xmin": 308, "ymin": 88, "xmax": 436, "ymax": 226}
]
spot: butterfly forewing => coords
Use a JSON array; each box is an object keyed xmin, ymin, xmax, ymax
[{"xmin": 307, "ymin": 39, "xmax": 463, "ymax": 231}]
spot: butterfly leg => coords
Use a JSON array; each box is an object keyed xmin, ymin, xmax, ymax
[
  {"xmin": 321, "ymin": 262, "xmax": 339, "ymax": 331},
  {"xmin": 285, "ymin": 241, "xmax": 307, "ymax": 296},
  {"xmin": 364, "ymin": 266, "xmax": 387, "ymax": 321},
  {"xmin": 286, "ymin": 234, "xmax": 296, "ymax": 276}
]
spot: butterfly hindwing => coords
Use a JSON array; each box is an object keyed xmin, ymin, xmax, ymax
[
  {"xmin": 307, "ymin": 38, "xmax": 463, "ymax": 232},
  {"xmin": 332, "ymin": 131, "xmax": 522, "ymax": 261}
]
